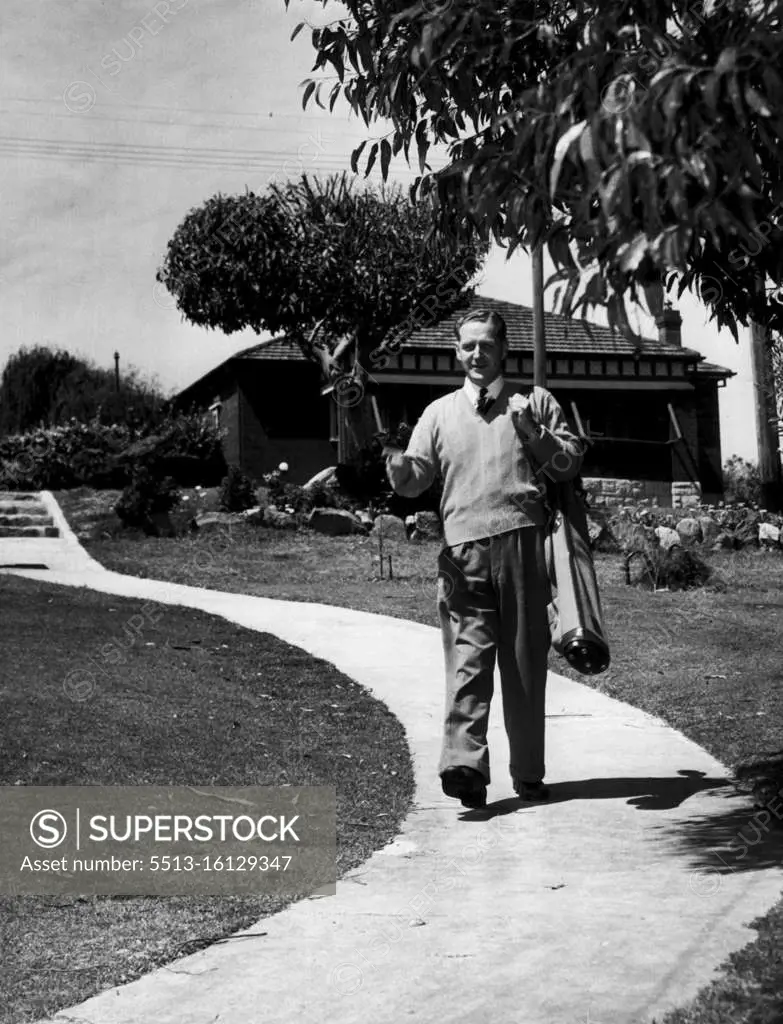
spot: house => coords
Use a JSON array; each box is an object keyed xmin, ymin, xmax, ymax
[{"xmin": 172, "ymin": 296, "xmax": 734, "ymax": 506}]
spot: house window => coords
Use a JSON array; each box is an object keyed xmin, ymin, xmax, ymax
[{"xmin": 208, "ymin": 399, "xmax": 221, "ymax": 429}]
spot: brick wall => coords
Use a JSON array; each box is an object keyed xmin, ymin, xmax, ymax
[{"xmin": 671, "ymin": 481, "xmax": 702, "ymax": 508}]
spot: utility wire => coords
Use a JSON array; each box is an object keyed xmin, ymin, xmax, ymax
[
  {"xmin": 0, "ymin": 104, "xmax": 369, "ymax": 137},
  {"xmin": 0, "ymin": 133, "xmax": 359, "ymax": 160},
  {"xmin": 0, "ymin": 95, "xmax": 357, "ymax": 123},
  {"xmin": 0, "ymin": 138, "xmax": 421, "ymax": 177}
]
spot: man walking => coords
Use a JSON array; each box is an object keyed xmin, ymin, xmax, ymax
[{"xmin": 385, "ymin": 309, "xmax": 583, "ymax": 809}]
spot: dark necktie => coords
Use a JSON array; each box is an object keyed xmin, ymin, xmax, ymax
[{"xmin": 476, "ymin": 387, "xmax": 494, "ymax": 415}]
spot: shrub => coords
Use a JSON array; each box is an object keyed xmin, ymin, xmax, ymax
[
  {"xmin": 0, "ymin": 344, "xmax": 167, "ymax": 436},
  {"xmin": 218, "ymin": 465, "xmax": 257, "ymax": 512},
  {"xmin": 115, "ymin": 467, "xmax": 181, "ymax": 532},
  {"xmin": 723, "ymin": 455, "xmax": 762, "ymax": 505},
  {"xmin": 264, "ymin": 478, "xmax": 351, "ymax": 518},
  {"xmin": 116, "ymin": 410, "xmax": 226, "ymax": 485},
  {"xmin": 51, "ymin": 364, "xmax": 166, "ymax": 432},
  {"xmin": 625, "ymin": 545, "xmax": 712, "ymax": 591},
  {"xmin": 0, "ymin": 345, "xmax": 82, "ymax": 436},
  {"xmin": 153, "ymin": 409, "xmax": 225, "ymax": 463},
  {"xmin": 0, "ymin": 409, "xmax": 226, "ymax": 491},
  {"xmin": 305, "ymin": 480, "xmax": 342, "ymax": 509},
  {"xmin": 266, "ymin": 479, "xmax": 316, "ymax": 515},
  {"xmin": 0, "ymin": 420, "xmax": 134, "ymax": 490}
]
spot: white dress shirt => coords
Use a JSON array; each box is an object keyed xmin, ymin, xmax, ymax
[{"xmin": 463, "ymin": 375, "xmax": 505, "ymax": 408}]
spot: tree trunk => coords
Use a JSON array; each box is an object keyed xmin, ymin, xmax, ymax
[
  {"xmin": 532, "ymin": 244, "xmax": 547, "ymax": 387},
  {"xmin": 338, "ymin": 395, "xmax": 381, "ymax": 462},
  {"xmin": 749, "ymin": 320, "xmax": 783, "ymax": 511},
  {"xmin": 643, "ymin": 277, "xmax": 665, "ymax": 319},
  {"xmin": 300, "ymin": 327, "xmax": 386, "ymax": 462}
]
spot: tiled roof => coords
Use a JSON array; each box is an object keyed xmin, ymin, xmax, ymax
[
  {"xmin": 236, "ymin": 338, "xmax": 307, "ymax": 361},
  {"xmin": 696, "ymin": 361, "xmax": 736, "ymax": 378},
  {"xmin": 398, "ymin": 296, "xmax": 702, "ymax": 358},
  {"xmin": 235, "ymin": 296, "xmax": 703, "ymax": 361}
]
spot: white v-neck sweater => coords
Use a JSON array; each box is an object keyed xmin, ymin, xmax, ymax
[{"xmin": 388, "ymin": 383, "xmax": 584, "ymax": 545}]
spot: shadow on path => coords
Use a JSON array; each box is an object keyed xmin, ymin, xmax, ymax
[
  {"xmin": 460, "ymin": 769, "xmax": 728, "ymax": 818},
  {"xmin": 461, "ymin": 770, "xmax": 783, "ymax": 873},
  {"xmin": 545, "ymin": 768, "xmax": 731, "ymax": 810}
]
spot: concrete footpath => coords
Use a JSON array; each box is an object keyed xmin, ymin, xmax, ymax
[{"xmin": 3, "ymin": 493, "xmax": 782, "ymax": 1024}]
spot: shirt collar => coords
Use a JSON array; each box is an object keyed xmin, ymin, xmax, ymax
[{"xmin": 463, "ymin": 375, "xmax": 505, "ymax": 404}]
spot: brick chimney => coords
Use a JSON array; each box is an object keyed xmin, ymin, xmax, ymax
[{"xmin": 655, "ymin": 301, "xmax": 682, "ymax": 347}]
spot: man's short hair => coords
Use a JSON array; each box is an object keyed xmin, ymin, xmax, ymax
[{"xmin": 454, "ymin": 308, "xmax": 508, "ymax": 346}]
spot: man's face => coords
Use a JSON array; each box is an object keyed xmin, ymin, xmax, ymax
[{"xmin": 455, "ymin": 320, "xmax": 507, "ymax": 387}]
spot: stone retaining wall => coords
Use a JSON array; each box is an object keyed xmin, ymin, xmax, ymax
[{"xmin": 582, "ymin": 477, "xmax": 702, "ymax": 509}]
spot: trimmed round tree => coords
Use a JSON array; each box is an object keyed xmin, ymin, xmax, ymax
[{"xmin": 156, "ymin": 172, "xmax": 488, "ymax": 454}]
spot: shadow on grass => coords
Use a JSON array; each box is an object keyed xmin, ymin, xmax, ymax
[
  {"xmin": 665, "ymin": 800, "xmax": 783, "ymax": 875},
  {"xmin": 735, "ymin": 751, "xmax": 783, "ymax": 786}
]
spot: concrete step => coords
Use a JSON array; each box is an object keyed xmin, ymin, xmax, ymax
[
  {"xmin": 0, "ymin": 491, "xmax": 45, "ymax": 507},
  {"xmin": 0, "ymin": 513, "xmax": 55, "ymax": 528},
  {"xmin": 0, "ymin": 491, "xmax": 38, "ymax": 500},
  {"xmin": 0, "ymin": 505, "xmax": 48, "ymax": 516},
  {"xmin": 0, "ymin": 525, "xmax": 59, "ymax": 538}
]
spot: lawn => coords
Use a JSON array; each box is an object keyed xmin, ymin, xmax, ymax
[
  {"xmin": 0, "ymin": 570, "xmax": 413, "ymax": 1024},
  {"xmin": 23, "ymin": 488, "xmax": 783, "ymax": 1022},
  {"xmin": 55, "ymin": 487, "xmax": 783, "ymax": 779}
]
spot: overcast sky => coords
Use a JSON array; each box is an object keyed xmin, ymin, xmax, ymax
[{"xmin": 0, "ymin": 0, "xmax": 758, "ymax": 459}]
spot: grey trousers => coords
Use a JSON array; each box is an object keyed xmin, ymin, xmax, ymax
[{"xmin": 436, "ymin": 526, "xmax": 551, "ymax": 786}]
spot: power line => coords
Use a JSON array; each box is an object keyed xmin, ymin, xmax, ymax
[
  {"xmin": 0, "ymin": 104, "xmax": 372, "ymax": 138},
  {"xmin": 0, "ymin": 132, "xmax": 355, "ymax": 160},
  {"xmin": 0, "ymin": 147, "xmax": 381, "ymax": 174},
  {"xmin": 0, "ymin": 95, "xmax": 357, "ymax": 123},
  {"xmin": 0, "ymin": 136, "xmax": 422, "ymax": 177},
  {"xmin": 0, "ymin": 147, "xmax": 305, "ymax": 173}
]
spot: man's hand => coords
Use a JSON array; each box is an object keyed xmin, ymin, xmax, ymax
[
  {"xmin": 385, "ymin": 450, "xmax": 413, "ymax": 487},
  {"xmin": 509, "ymin": 393, "xmax": 540, "ymax": 439}
]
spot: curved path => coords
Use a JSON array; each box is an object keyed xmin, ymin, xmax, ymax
[{"xmin": 4, "ymin": 496, "xmax": 782, "ymax": 1024}]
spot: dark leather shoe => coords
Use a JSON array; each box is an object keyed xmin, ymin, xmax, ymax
[
  {"xmin": 514, "ymin": 780, "xmax": 550, "ymax": 802},
  {"xmin": 441, "ymin": 766, "xmax": 487, "ymax": 809}
]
